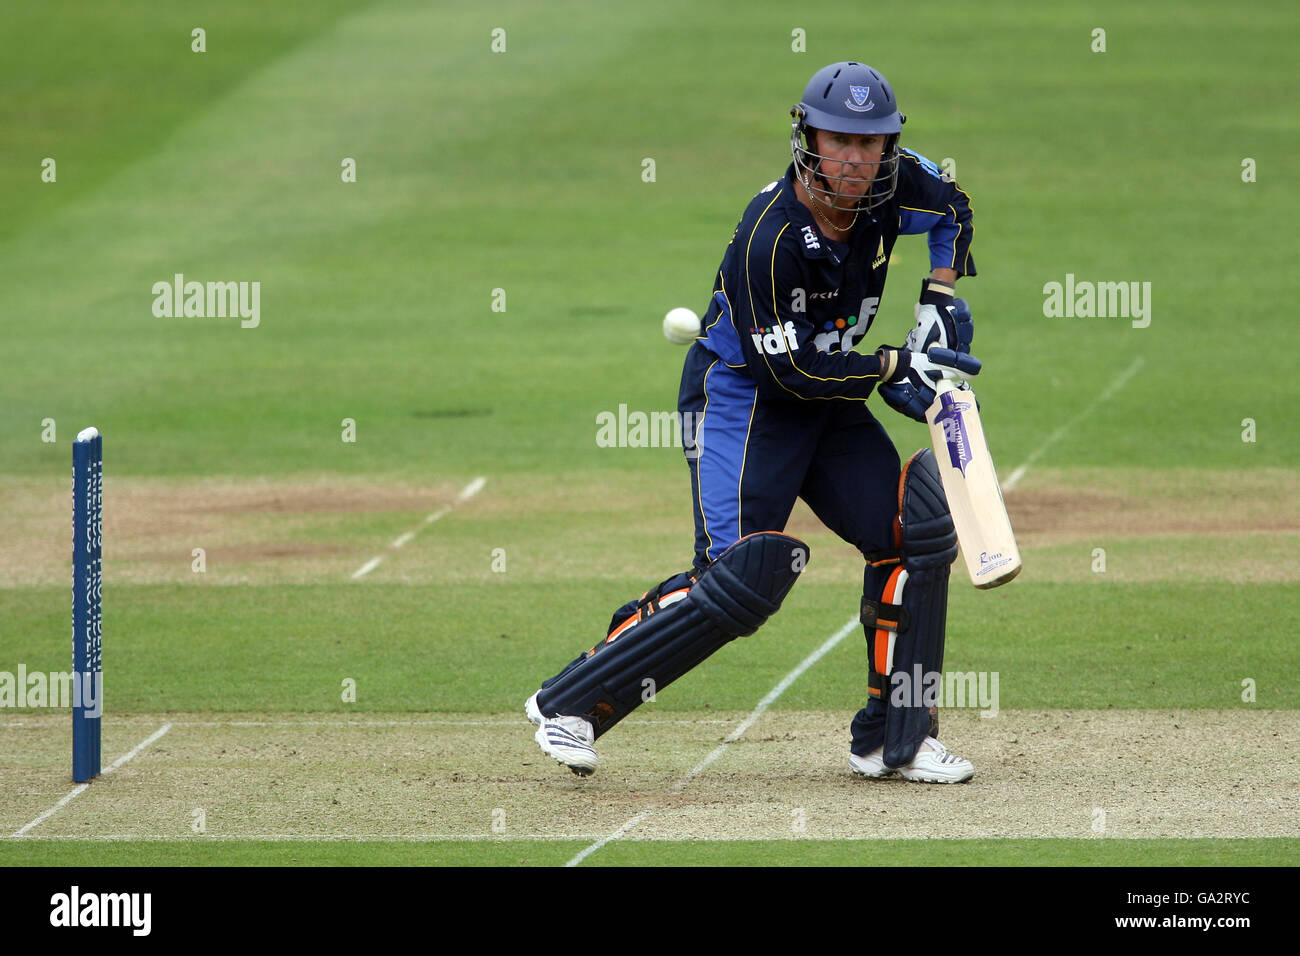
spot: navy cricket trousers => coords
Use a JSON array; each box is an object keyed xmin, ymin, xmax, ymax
[
  {"xmin": 677, "ymin": 343, "xmax": 904, "ymax": 753},
  {"xmin": 679, "ymin": 343, "xmax": 901, "ymax": 574}
]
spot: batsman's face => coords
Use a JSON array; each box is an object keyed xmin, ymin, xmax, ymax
[{"xmin": 813, "ymin": 131, "xmax": 886, "ymax": 198}]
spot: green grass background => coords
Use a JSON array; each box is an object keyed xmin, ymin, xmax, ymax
[
  {"xmin": 0, "ymin": 838, "xmax": 1290, "ymax": 867},
  {"xmin": 1, "ymin": 0, "xmax": 1296, "ymax": 866},
  {"xmin": 2, "ymin": 580, "xmax": 1295, "ymax": 712},
  {"xmin": 2, "ymin": 0, "xmax": 1296, "ymax": 478}
]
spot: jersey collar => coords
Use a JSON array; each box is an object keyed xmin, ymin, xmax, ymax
[{"xmin": 779, "ymin": 164, "xmax": 875, "ymax": 262}]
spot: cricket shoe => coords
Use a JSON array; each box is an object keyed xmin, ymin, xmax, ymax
[
  {"xmin": 850, "ymin": 736, "xmax": 974, "ymax": 784},
  {"xmin": 525, "ymin": 692, "xmax": 598, "ymax": 777}
]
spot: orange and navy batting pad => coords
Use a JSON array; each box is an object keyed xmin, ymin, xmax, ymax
[{"xmin": 535, "ymin": 532, "xmax": 808, "ymax": 738}]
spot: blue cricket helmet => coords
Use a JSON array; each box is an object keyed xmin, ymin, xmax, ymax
[{"xmin": 790, "ymin": 62, "xmax": 906, "ymax": 213}]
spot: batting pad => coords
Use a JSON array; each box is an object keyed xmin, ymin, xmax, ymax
[
  {"xmin": 868, "ymin": 448, "xmax": 959, "ymax": 768},
  {"xmin": 535, "ymin": 532, "xmax": 808, "ymax": 738}
]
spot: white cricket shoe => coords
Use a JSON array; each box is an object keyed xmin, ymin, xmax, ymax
[
  {"xmin": 525, "ymin": 692, "xmax": 598, "ymax": 777},
  {"xmin": 850, "ymin": 736, "xmax": 974, "ymax": 784}
]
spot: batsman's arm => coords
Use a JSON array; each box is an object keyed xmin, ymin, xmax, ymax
[{"xmin": 895, "ymin": 148, "xmax": 976, "ymax": 279}]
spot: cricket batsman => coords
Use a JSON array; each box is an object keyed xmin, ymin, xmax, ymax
[{"xmin": 526, "ymin": 61, "xmax": 982, "ymax": 783}]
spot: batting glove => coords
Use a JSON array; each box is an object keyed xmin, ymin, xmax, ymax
[
  {"xmin": 876, "ymin": 346, "xmax": 982, "ymax": 423},
  {"xmin": 905, "ymin": 280, "xmax": 974, "ymax": 354}
]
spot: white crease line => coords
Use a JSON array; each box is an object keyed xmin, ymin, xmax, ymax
[
  {"xmin": 457, "ymin": 476, "xmax": 487, "ymax": 503},
  {"xmin": 1003, "ymin": 357, "xmax": 1145, "ymax": 492},
  {"xmin": 0, "ymin": 831, "xmax": 1260, "ymax": 843},
  {"xmin": 671, "ymin": 617, "xmax": 859, "ymax": 793},
  {"xmin": 351, "ymin": 476, "xmax": 486, "ymax": 579},
  {"xmin": 0, "ymin": 717, "xmax": 736, "ymax": 729},
  {"xmin": 12, "ymin": 723, "xmax": 172, "ymax": 837},
  {"xmin": 350, "ymin": 556, "xmax": 384, "ymax": 580},
  {"xmin": 563, "ymin": 811, "xmax": 653, "ymax": 866},
  {"xmin": 566, "ymin": 615, "xmax": 860, "ymax": 867},
  {"xmin": 0, "ymin": 833, "xmax": 609, "ymax": 843},
  {"xmin": 11, "ymin": 786, "xmax": 89, "ymax": 839}
]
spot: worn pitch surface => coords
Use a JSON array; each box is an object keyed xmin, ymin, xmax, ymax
[{"xmin": 5, "ymin": 710, "xmax": 1297, "ymax": 844}]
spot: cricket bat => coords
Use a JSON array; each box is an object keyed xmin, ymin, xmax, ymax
[{"xmin": 925, "ymin": 379, "xmax": 1022, "ymax": 589}]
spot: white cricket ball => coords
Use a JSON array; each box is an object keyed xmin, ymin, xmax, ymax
[{"xmin": 662, "ymin": 306, "xmax": 700, "ymax": 345}]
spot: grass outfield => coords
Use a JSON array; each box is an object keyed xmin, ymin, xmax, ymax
[
  {"xmin": 1, "ymin": 0, "xmax": 1297, "ymax": 867},
  {"xmin": 1, "ymin": 577, "xmax": 1296, "ymax": 711},
  {"xmin": 2, "ymin": 0, "xmax": 1295, "ymax": 478},
  {"xmin": 1, "ymin": 839, "xmax": 1294, "ymax": 868}
]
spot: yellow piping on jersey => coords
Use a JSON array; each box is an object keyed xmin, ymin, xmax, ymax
[
  {"xmin": 706, "ymin": 273, "xmax": 749, "ymax": 369},
  {"xmin": 960, "ymin": 186, "xmax": 976, "ymax": 274},
  {"xmin": 896, "ymin": 204, "xmax": 968, "ymax": 273},
  {"xmin": 946, "ymin": 205, "xmax": 961, "ymax": 270},
  {"xmin": 701, "ymin": 272, "xmax": 728, "ymax": 336},
  {"xmin": 745, "ymin": 208, "xmax": 880, "ymax": 401},
  {"xmin": 900, "ymin": 151, "xmax": 975, "ymax": 210},
  {"xmin": 898, "ymin": 151, "xmax": 975, "ymax": 274}
]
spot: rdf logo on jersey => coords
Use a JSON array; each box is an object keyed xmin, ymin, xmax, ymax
[{"xmin": 750, "ymin": 321, "xmax": 800, "ymax": 355}]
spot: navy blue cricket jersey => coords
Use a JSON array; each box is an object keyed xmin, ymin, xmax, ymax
[
  {"xmin": 688, "ymin": 150, "xmax": 975, "ymax": 402},
  {"xmin": 677, "ymin": 150, "xmax": 975, "ymax": 566}
]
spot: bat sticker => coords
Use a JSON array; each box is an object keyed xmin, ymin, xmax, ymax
[{"xmin": 937, "ymin": 394, "xmax": 974, "ymax": 476}]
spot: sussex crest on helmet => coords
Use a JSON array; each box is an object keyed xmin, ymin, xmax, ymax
[{"xmin": 846, "ymin": 84, "xmax": 874, "ymax": 112}]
